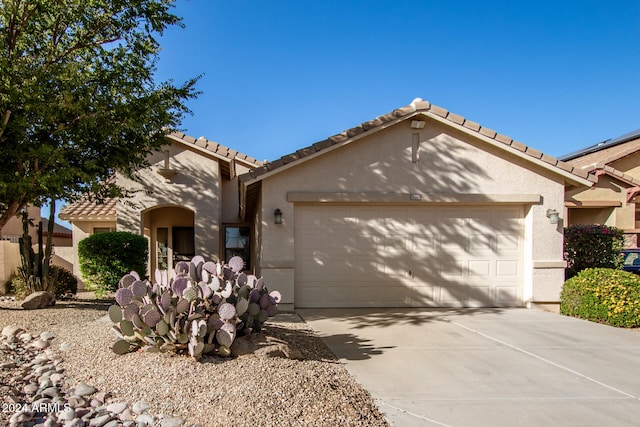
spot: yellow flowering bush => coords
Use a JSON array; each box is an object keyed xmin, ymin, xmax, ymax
[{"xmin": 561, "ymin": 268, "xmax": 640, "ymax": 327}]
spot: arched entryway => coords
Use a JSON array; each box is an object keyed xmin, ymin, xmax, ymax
[{"xmin": 142, "ymin": 205, "xmax": 195, "ymax": 274}]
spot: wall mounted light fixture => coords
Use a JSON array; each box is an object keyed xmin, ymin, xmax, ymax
[
  {"xmin": 546, "ymin": 209, "xmax": 560, "ymax": 224},
  {"xmin": 274, "ymin": 208, "xmax": 283, "ymax": 225}
]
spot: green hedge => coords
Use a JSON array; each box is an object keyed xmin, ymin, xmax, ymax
[
  {"xmin": 564, "ymin": 224, "xmax": 624, "ymax": 279},
  {"xmin": 560, "ymin": 268, "xmax": 640, "ymax": 327},
  {"xmin": 78, "ymin": 231, "xmax": 148, "ymax": 297}
]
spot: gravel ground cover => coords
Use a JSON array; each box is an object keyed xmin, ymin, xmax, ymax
[{"xmin": 0, "ymin": 293, "xmax": 389, "ymax": 426}]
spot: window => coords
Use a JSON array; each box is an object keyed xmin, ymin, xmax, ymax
[
  {"xmin": 93, "ymin": 227, "xmax": 114, "ymax": 234},
  {"xmin": 157, "ymin": 227, "xmax": 168, "ymax": 270},
  {"xmin": 224, "ymin": 226, "xmax": 251, "ymax": 270}
]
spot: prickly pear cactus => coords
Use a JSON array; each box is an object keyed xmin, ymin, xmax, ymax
[{"xmin": 108, "ymin": 256, "xmax": 280, "ymax": 360}]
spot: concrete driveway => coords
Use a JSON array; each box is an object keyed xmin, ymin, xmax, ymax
[{"xmin": 298, "ymin": 308, "xmax": 640, "ymax": 427}]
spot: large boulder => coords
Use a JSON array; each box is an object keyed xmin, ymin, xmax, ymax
[
  {"xmin": 230, "ymin": 333, "xmax": 304, "ymax": 360},
  {"xmin": 21, "ymin": 291, "xmax": 56, "ymax": 310}
]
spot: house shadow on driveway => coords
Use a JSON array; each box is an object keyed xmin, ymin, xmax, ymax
[{"xmin": 297, "ymin": 307, "xmax": 506, "ymax": 361}]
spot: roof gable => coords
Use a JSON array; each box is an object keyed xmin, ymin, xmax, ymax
[
  {"xmin": 60, "ymin": 132, "xmax": 262, "ymax": 222},
  {"xmin": 166, "ymin": 132, "xmax": 263, "ymax": 168},
  {"xmin": 239, "ymin": 98, "xmax": 594, "ymax": 187}
]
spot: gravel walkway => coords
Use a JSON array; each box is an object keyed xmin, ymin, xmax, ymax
[{"xmin": 0, "ymin": 293, "xmax": 389, "ymax": 426}]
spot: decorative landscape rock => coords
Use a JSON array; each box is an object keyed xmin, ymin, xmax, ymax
[
  {"xmin": 0, "ymin": 326, "xmax": 187, "ymax": 427},
  {"xmin": 21, "ymin": 291, "xmax": 56, "ymax": 310},
  {"xmin": 109, "ymin": 255, "xmax": 281, "ymax": 360}
]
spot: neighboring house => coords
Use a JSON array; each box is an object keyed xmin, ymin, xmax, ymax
[
  {"xmin": 560, "ymin": 129, "xmax": 640, "ymax": 247},
  {"xmin": 41, "ymin": 218, "xmax": 73, "ymax": 247},
  {"xmin": 0, "ymin": 208, "xmax": 73, "ymax": 293},
  {"xmin": 61, "ymin": 99, "xmax": 595, "ymax": 310},
  {"xmin": 0, "ymin": 206, "xmax": 41, "ymax": 292},
  {"xmin": 59, "ymin": 132, "xmax": 263, "ymax": 284}
]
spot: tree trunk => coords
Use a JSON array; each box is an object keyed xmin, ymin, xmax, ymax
[
  {"xmin": 42, "ymin": 201, "xmax": 55, "ymax": 292},
  {"xmin": 0, "ymin": 200, "xmax": 24, "ymax": 231}
]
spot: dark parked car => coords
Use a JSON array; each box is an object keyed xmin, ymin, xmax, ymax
[{"xmin": 622, "ymin": 249, "xmax": 640, "ymax": 274}]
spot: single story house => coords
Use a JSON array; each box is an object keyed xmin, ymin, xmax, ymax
[
  {"xmin": 560, "ymin": 129, "xmax": 640, "ymax": 247},
  {"xmin": 61, "ymin": 98, "xmax": 594, "ymax": 310}
]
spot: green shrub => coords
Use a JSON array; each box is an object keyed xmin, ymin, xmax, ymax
[
  {"xmin": 560, "ymin": 268, "xmax": 640, "ymax": 327},
  {"xmin": 564, "ymin": 224, "xmax": 624, "ymax": 279},
  {"xmin": 78, "ymin": 231, "xmax": 148, "ymax": 297},
  {"xmin": 11, "ymin": 265, "xmax": 78, "ymax": 299}
]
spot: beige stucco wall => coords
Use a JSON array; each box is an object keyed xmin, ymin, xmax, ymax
[
  {"xmin": 256, "ymin": 117, "xmax": 570, "ymax": 308},
  {"xmin": 116, "ymin": 144, "xmax": 223, "ymax": 261},
  {"xmin": 0, "ymin": 241, "xmax": 20, "ymax": 294},
  {"xmin": 565, "ymin": 175, "xmax": 636, "ymax": 230},
  {"xmin": 0, "ymin": 206, "xmax": 41, "ymax": 241}
]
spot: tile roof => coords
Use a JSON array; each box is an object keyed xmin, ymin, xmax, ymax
[
  {"xmin": 587, "ymin": 164, "xmax": 640, "ymax": 187},
  {"xmin": 559, "ymin": 128, "xmax": 640, "ymax": 162},
  {"xmin": 58, "ymin": 197, "xmax": 117, "ymax": 221},
  {"xmin": 166, "ymin": 132, "xmax": 263, "ymax": 167},
  {"xmin": 41, "ymin": 218, "xmax": 73, "ymax": 237},
  {"xmin": 240, "ymin": 98, "xmax": 594, "ymax": 183}
]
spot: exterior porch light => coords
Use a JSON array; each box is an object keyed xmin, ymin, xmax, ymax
[
  {"xmin": 546, "ymin": 209, "xmax": 560, "ymax": 224},
  {"xmin": 274, "ymin": 208, "xmax": 283, "ymax": 225}
]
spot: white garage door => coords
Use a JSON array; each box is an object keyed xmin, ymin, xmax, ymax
[{"xmin": 294, "ymin": 205, "xmax": 524, "ymax": 308}]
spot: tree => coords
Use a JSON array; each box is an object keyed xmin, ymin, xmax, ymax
[{"xmin": 0, "ymin": 0, "xmax": 199, "ymax": 229}]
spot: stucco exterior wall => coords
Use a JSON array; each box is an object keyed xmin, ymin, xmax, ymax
[
  {"xmin": 0, "ymin": 206, "xmax": 41, "ymax": 241},
  {"xmin": 565, "ymin": 176, "xmax": 636, "ymax": 229},
  {"xmin": 0, "ymin": 241, "xmax": 20, "ymax": 294},
  {"xmin": 116, "ymin": 144, "xmax": 222, "ymax": 259},
  {"xmin": 256, "ymin": 118, "xmax": 568, "ymax": 308}
]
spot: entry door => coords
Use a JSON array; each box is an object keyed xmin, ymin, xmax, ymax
[{"xmin": 172, "ymin": 226, "xmax": 195, "ymax": 264}]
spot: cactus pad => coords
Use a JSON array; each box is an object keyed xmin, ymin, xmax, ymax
[
  {"xmin": 228, "ymin": 256, "xmax": 244, "ymax": 272},
  {"xmin": 269, "ymin": 290, "xmax": 282, "ymax": 303},
  {"xmin": 218, "ymin": 302, "xmax": 236, "ymax": 320},
  {"xmin": 174, "ymin": 261, "xmax": 190, "ymax": 275},
  {"xmin": 112, "ymin": 339, "xmax": 131, "ymax": 355},
  {"xmin": 119, "ymin": 274, "xmax": 137, "ymax": 289},
  {"xmin": 182, "ymin": 287, "xmax": 198, "ymax": 302},
  {"xmin": 218, "ymin": 345, "xmax": 231, "ymax": 357},
  {"xmin": 143, "ymin": 308, "xmax": 162, "ymax": 328},
  {"xmin": 235, "ymin": 298, "xmax": 249, "ymax": 316},
  {"xmin": 172, "ymin": 276, "xmax": 189, "ymax": 296},
  {"xmin": 130, "ymin": 280, "xmax": 148, "ymax": 298},
  {"xmin": 108, "ymin": 305, "xmax": 123, "ymax": 323},
  {"xmin": 115, "ymin": 288, "xmax": 134, "ymax": 306},
  {"xmin": 120, "ymin": 320, "xmax": 134, "ymax": 337}
]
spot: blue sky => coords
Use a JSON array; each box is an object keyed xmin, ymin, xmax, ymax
[
  {"xmin": 155, "ymin": 0, "xmax": 639, "ymax": 162},
  {"xmin": 49, "ymin": 0, "xmax": 640, "ymax": 224}
]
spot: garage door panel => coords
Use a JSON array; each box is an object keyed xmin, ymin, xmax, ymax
[
  {"xmin": 496, "ymin": 233, "xmax": 519, "ymax": 250},
  {"xmin": 468, "ymin": 260, "xmax": 491, "ymax": 276},
  {"xmin": 496, "ymin": 260, "xmax": 519, "ymax": 277},
  {"xmin": 295, "ymin": 205, "xmax": 523, "ymax": 308}
]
